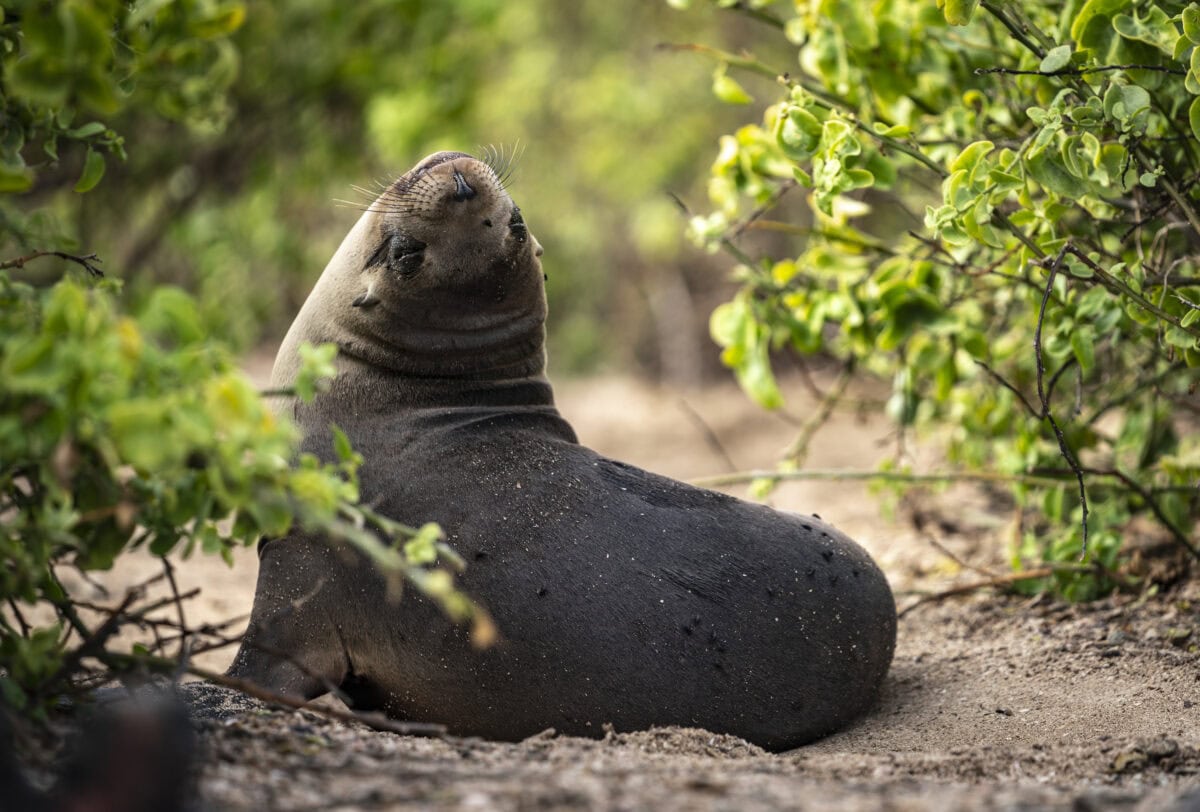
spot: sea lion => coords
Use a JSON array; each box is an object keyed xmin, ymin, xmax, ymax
[{"xmin": 227, "ymin": 150, "xmax": 897, "ymax": 750}]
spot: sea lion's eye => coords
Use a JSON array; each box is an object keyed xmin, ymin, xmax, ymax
[
  {"xmin": 365, "ymin": 232, "xmax": 426, "ymax": 277},
  {"xmin": 509, "ymin": 207, "xmax": 526, "ymax": 243}
]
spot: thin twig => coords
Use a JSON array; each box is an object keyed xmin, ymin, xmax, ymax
[
  {"xmin": 780, "ymin": 361, "xmax": 854, "ymax": 466},
  {"xmin": 905, "ymin": 499, "xmax": 1001, "ymax": 578},
  {"xmin": 899, "ymin": 567, "xmax": 1058, "ymax": 617},
  {"xmin": 76, "ymin": 587, "xmax": 201, "ymax": 625},
  {"xmin": 897, "ymin": 559, "xmax": 1139, "ymax": 618},
  {"xmin": 732, "ymin": 180, "xmax": 798, "ymax": 240},
  {"xmin": 1044, "ymin": 357, "xmax": 1078, "ymax": 412},
  {"xmin": 1176, "ymin": 292, "xmax": 1200, "ymax": 311},
  {"xmin": 1082, "ymin": 467, "xmax": 1200, "ymax": 563},
  {"xmin": 1065, "ymin": 246, "xmax": 1200, "ymax": 338},
  {"xmin": 161, "ymin": 558, "xmax": 189, "ymax": 661},
  {"xmin": 979, "ymin": 0, "xmax": 1045, "ymax": 59},
  {"xmin": 5, "ymin": 598, "xmax": 31, "ymax": 636},
  {"xmin": 677, "ymin": 398, "xmax": 739, "ymax": 473},
  {"xmin": 975, "ymin": 64, "xmax": 1186, "ymax": 77},
  {"xmin": 189, "ymin": 666, "xmax": 449, "ymax": 738},
  {"xmin": 722, "ymin": 1, "xmax": 786, "ymax": 29},
  {"xmin": 1033, "ymin": 247, "xmax": 1089, "ymax": 556},
  {"xmin": 47, "ymin": 588, "xmax": 140, "ymax": 694},
  {"xmin": 692, "ymin": 467, "xmax": 1076, "ymax": 489},
  {"xmin": 973, "ymin": 359, "xmax": 1040, "ymax": 417},
  {"xmin": 928, "ymin": 535, "xmax": 1000, "ymax": 578},
  {"xmin": 666, "ymin": 190, "xmax": 760, "ymax": 268},
  {"xmin": 0, "ymin": 250, "xmax": 104, "ymax": 277}
]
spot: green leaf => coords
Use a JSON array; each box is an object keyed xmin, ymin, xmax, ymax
[
  {"xmin": 949, "ymin": 140, "xmax": 994, "ymax": 174},
  {"xmin": 107, "ymin": 399, "xmax": 174, "ymax": 471},
  {"xmin": 404, "ymin": 523, "xmax": 443, "ymax": 565},
  {"xmin": 1039, "ymin": 45, "xmax": 1072, "ymax": 73},
  {"xmin": 937, "ymin": 0, "xmax": 979, "ymax": 26},
  {"xmin": 1102, "ymin": 83, "xmax": 1151, "ymax": 131},
  {"xmin": 1191, "ymin": 98, "xmax": 1200, "ymax": 143},
  {"xmin": 778, "ymin": 106, "xmax": 822, "ymax": 159},
  {"xmin": 871, "ymin": 122, "xmax": 912, "ymax": 138},
  {"xmin": 712, "ymin": 70, "xmax": 753, "ymax": 105},
  {"xmin": 1070, "ymin": 329, "xmax": 1096, "ymax": 373},
  {"xmin": 193, "ymin": 4, "xmax": 247, "ymax": 38},
  {"xmin": 73, "ymin": 148, "xmax": 106, "ymax": 193},
  {"xmin": 68, "ymin": 122, "xmax": 107, "ymax": 139},
  {"xmin": 294, "ymin": 342, "xmax": 338, "ymax": 402},
  {"xmin": 1112, "ymin": 7, "xmax": 1178, "ymax": 55},
  {"xmin": 332, "ymin": 425, "xmax": 355, "ymax": 463},
  {"xmin": 1025, "ymin": 149, "xmax": 1088, "ymax": 198},
  {"xmin": 1185, "ymin": 4, "xmax": 1200, "ymax": 44},
  {"xmin": 0, "ymin": 162, "xmax": 33, "ymax": 192},
  {"xmin": 1071, "ymin": 0, "xmax": 1132, "ymax": 48}
]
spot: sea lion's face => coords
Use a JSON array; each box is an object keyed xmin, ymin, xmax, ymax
[{"xmin": 353, "ymin": 151, "xmax": 543, "ymax": 312}]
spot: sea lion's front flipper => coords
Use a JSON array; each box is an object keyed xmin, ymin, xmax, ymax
[{"xmin": 226, "ymin": 534, "xmax": 351, "ymax": 701}]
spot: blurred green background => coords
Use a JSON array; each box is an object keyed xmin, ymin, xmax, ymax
[{"xmin": 4, "ymin": 0, "xmax": 778, "ymax": 383}]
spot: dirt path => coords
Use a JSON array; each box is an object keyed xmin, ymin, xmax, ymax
[{"xmin": 62, "ymin": 372, "xmax": 1200, "ymax": 809}]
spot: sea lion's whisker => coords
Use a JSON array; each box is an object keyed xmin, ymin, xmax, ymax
[
  {"xmin": 477, "ymin": 141, "xmax": 521, "ymax": 191},
  {"xmin": 333, "ymin": 199, "xmax": 380, "ymax": 212},
  {"xmin": 349, "ymin": 185, "xmax": 386, "ymax": 201},
  {"xmin": 499, "ymin": 141, "xmax": 524, "ymax": 190}
]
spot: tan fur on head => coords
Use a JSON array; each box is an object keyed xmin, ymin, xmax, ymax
[{"xmin": 272, "ymin": 151, "xmax": 547, "ymax": 390}]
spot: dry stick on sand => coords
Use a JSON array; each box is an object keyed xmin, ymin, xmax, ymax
[
  {"xmin": 898, "ymin": 558, "xmax": 1140, "ymax": 618},
  {"xmin": 187, "ymin": 666, "xmax": 449, "ymax": 739},
  {"xmin": 898, "ymin": 567, "xmax": 1059, "ymax": 618}
]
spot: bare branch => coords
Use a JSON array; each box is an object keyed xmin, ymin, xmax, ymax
[
  {"xmin": 1033, "ymin": 247, "xmax": 1090, "ymax": 557},
  {"xmin": 0, "ymin": 250, "xmax": 104, "ymax": 277},
  {"xmin": 976, "ymin": 64, "xmax": 1186, "ymax": 77}
]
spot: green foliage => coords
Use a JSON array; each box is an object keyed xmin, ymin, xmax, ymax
[
  {"xmin": 0, "ymin": 2, "xmax": 522, "ymax": 719},
  {"xmin": 676, "ymin": 0, "xmax": 1200, "ymax": 596},
  {"xmin": 1, "ymin": 0, "xmax": 741, "ymax": 375},
  {"xmin": 0, "ymin": 0, "xmax": 243, "ymax": 194},
  {"xmin": 0, "ymin": 270, "xmax": 483, "ymax": 713}
]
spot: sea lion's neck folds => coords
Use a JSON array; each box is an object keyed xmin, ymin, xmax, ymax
[
  {"xmin": 345, "ymin": 305, "xmax": 548, "ymax": 380},
  {"xmin": 331, "ymin": 335, "xmax": 555, "ymax": 412}
]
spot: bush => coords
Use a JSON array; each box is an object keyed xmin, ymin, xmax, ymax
[
  {"xmin": 0, "ymin": 268, "xmax": 486, "ymax": 716},
  {"xmin": 0, "ymin": 1, "xmax": 482, "ymax": 721},
  {"xmin": 673, "ymin": 0, "xmax": 1200, "ymax": 598}
]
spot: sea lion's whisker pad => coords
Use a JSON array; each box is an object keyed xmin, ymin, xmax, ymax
[{"xmin": 229, "ymin": 149, "xmax": 896, "ymax": 751}]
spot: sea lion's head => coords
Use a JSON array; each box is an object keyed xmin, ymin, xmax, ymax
[
  {"xmin": 352, "ymin": 150, "xmax": 544, "ymax": 311},
  {"xmin": 282, "ymin": 150, "xmax": 549, "ymax": 382}
]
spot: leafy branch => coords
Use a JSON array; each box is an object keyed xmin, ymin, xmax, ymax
[{"xmin": 680, "ymin": 0, "xmax": 1200, "ymax": 598}]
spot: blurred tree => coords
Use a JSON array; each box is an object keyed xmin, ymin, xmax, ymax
[{"xmin": 4, "ymin": 0, "xmax": 763, "ymax": 381}]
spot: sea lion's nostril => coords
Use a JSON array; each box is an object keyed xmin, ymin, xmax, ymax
[{"xmin": 452, "ymin": 170, "xmax": 476, "ymax": 202}]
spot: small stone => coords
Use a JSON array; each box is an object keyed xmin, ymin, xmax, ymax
[
  {"xmin": 1165, "ymin": 627, "xmax": 1193, "ymax": 647},
  {"xmin": 1111, "ymin": 749, "xmax": 1148, "ymax": 773},
  {"xmin": 1145, "ymin": 738, "xmax": 1179, "ymax": 760}
]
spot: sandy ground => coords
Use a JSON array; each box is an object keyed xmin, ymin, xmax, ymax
[{"xmin": 51, "ymin": 371, "xmax": 1200, "ymax": 810}]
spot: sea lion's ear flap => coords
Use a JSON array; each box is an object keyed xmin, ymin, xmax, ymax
[{"xmin": 352, "ymin": 281, "xmax": 381, "ymax": 309}]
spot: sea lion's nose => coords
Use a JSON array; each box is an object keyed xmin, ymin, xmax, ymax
[{"xmin": 452, "ymin": 169, "xmax": 476, "ymax": 202}]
